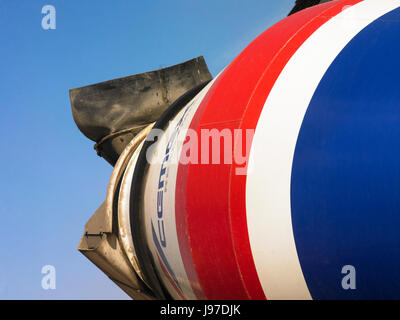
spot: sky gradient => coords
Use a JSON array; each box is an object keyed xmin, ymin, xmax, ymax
[{"xmin": 0, "ymin": 0, "xmax": 293, "ymax": 299}]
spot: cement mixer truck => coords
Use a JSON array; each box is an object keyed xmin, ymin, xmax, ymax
[{"xmin": 70, "ymin": 0, "xmax": 400, "ymax": 300}]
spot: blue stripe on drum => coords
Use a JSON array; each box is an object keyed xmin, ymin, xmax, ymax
[{"xmin": 291, "ymin": 6, "xmax": 400, "ymax": 299}]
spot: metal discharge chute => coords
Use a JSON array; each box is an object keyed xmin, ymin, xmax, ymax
[{"xmin": 70, "ymin": 0, "xmax": 400, "ymax": 299}]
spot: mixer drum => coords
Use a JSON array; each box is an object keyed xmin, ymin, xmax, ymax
[{"xmin": 128, "ymin": 0, "xmax": 400, "ymax": 300}]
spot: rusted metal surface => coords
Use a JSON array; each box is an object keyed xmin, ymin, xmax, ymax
[
  {"xmin": 73, "ymin": 57, "xmax": 213, "ymax": 299},
  {"xmin": 77, "ymin": 203, "xmax": 155, "ymax": 300},
  {"xmin": 77, "ymin": 125, "xmax": 156, "ymax": 300},
  {"xmin": 118, "ymin": 139, "xmax": 146, "ymax": 285},
  {"xmin": 104, "ymin": 124, "xmax": 154, "ymax": 234},
  {"xmin": 70, "ymin": 56, "xmax": 212, "ymax": 165}
]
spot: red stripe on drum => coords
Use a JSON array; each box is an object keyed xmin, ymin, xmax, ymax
[{"xmin": 175, "ymin": 0, "xmax": 363, "ymax": 300}]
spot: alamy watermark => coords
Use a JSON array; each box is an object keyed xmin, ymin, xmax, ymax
[
  {"xmin": 144, "ymin": 120, "xmax": 255, "ymax": 176},
  {"xmin": 41, "ymin": 5, "xmax": 56, "ymax": 30},
  {"xmin": 341, "ymin": 265, "xmax": 356, "ymax": 290},
  {"xmin": 41, "ymin": 265, "xmax": 56, "ymax": 290}
]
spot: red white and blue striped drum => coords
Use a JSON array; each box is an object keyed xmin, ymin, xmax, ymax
[{"xmin": 125, "ymin": 0, "xmax": 400, "ymax": 299}]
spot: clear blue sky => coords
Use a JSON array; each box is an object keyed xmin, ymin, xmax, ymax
[{"xmin": 0, "ymin": 0, "xmax": 293, "ymax": 299}]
